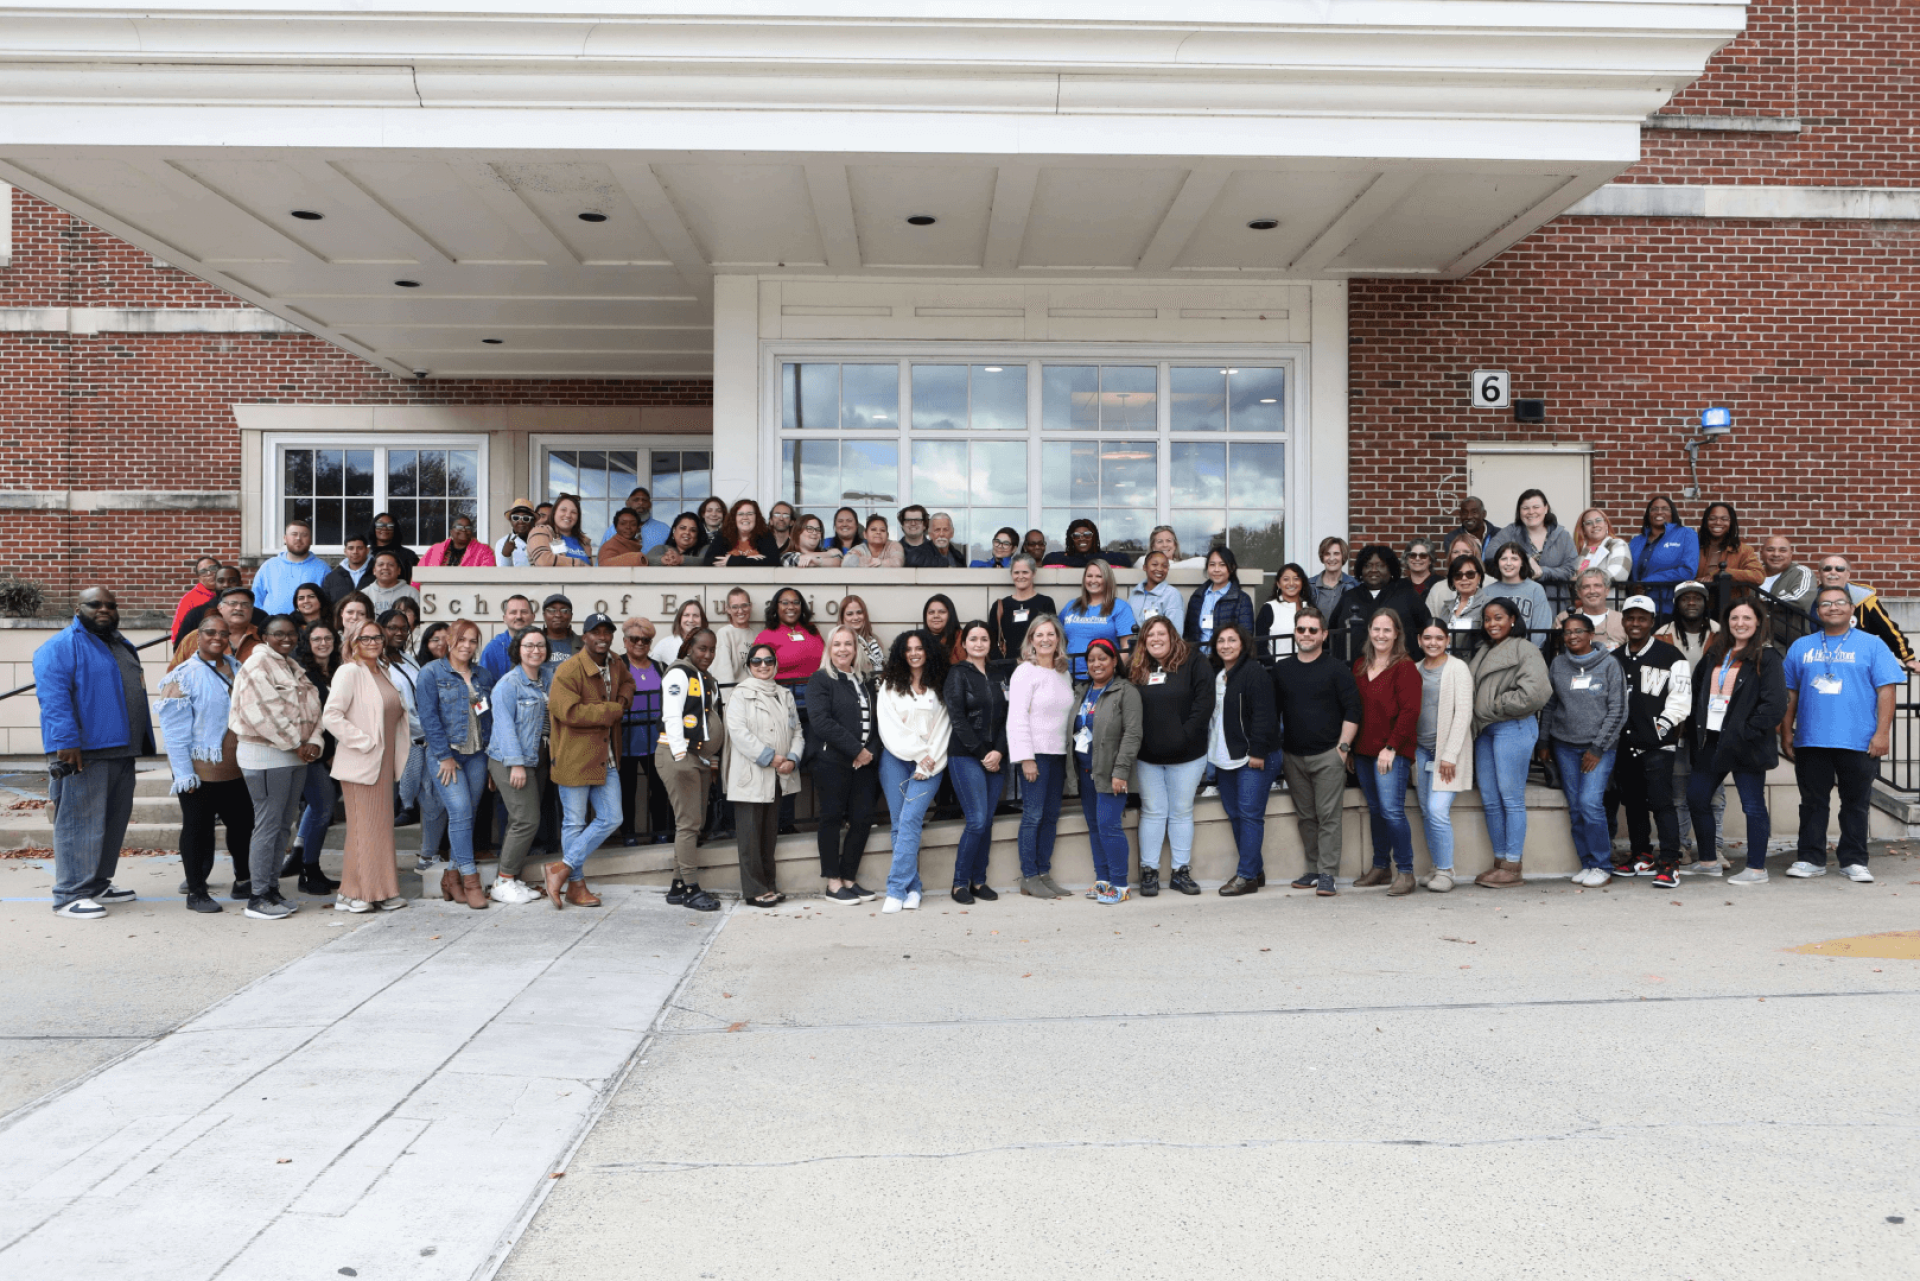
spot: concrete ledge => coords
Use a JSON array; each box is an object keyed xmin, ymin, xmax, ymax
[{"xmin": 1568, "ymin": 184, "xmax": 1920, "ymax": 221}]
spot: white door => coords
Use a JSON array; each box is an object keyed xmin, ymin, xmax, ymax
[{"xmin": 1465, "ymin": 446, "xmax": 1591, "ymax": 530}]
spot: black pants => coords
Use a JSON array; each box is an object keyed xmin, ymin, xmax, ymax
[
  {"xmin": 178, "ymin": 777, "xmax": 255, "ymax": 895},
  {"xmin": 735, "ymin": 800, "xmax": 780, "ymax": 900},
  {"xmin": 1614, "ymin": 747, "xmax": 1681, "ymax": 864},
  {"xmin": 618, "ymin": 752, "xmax": 672, "ymax": 840},
  {"xmin": 813, "ymin": 756, "xmax": 879, "ymax": 880},
  {"xmin": 1793, "ymin": 745, "xmax": 1876, "ymax": 867}
]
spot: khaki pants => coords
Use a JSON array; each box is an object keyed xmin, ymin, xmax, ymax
[
  {"xmin": 1284, "ymin": 748, "xmax": 1347, "ymax": 877},
  {"xmin": 487, "ymin": 757, "xmax": 547, "ymax": 879},
  {"xmin": 658, "ymin": 748, "xmax": 713, "ymax": 882},
  {"xmin": 735, "ymin": 800, "xmax": 780, "ymax": 900}
]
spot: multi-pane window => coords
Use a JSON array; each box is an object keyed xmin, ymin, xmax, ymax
[
  {"xmin": 776, "ymin": 355, "xmax": 1292, "ymax": 569},
  {"xmin": 649, "ymin": 449, "xmax": 712, "ymax": 517},
  {"xmin": 275, "ymin": 439, "xmax": 483, "ymax": 552},
  {"xmin": 546, "ymin": 449, "xmax": 636, "ymax": 541}
]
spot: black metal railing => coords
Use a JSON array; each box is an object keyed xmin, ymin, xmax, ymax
[{"xmin": 0, "ymin": 633, "xmax": 174, "ymax": 703}]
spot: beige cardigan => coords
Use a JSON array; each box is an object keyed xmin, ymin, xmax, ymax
[
  {"xmin": 323, "ymin": 662, "xmax": 411, "ymax": 786},
  {"xmin": 722, "ymin": 678, "xmax": 804, "ymax": 804},
  {"xmin": 1424, "ymin": 655, "xmax": 1475, "ymax": 792}
]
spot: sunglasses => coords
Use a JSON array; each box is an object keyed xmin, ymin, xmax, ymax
[
  {"xmin": 1294, "ymin": 625, "xmax": 1323, "ymax": 636},
  {"xmin": 748, "ymin": 655, "xmax": 778, "ymax": 666},
  {"xmin": 1821, "ymin": 564, "xmax": 1847, "ymax": 572},
  {"xmin": 624, "ymin": 634, "xmax": 648, "ymax": 643}
]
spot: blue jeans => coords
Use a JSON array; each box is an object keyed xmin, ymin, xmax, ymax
[
  {"xmin": 49, "ymin": 755, "xmax": 135, "ymax": 908},
  {"xmin": 880, "ymin": 752, "xmax": 939, "ymax": 899},
  {"xmin": 947, "ymin": 754, "xmax": 1006, "ymax": 888},
  {"xmin": 1216, "ymin": 756, "xmax": 1279, "ymax": 880},
  {"xmin": 1413, "ymin": 746, "xmax": 1456, "ymax": 871},
  {"xmin": 1689, "ymin": 764, "xmax": 1770, "ymax": 870},
  {"xmin": 1135, "ymin": 756, "xmax": 1207, "ymax": 871},
  {"xmin": 1474, "ymin": 717, "xmax": 1539, "ymax": 861},
  {"xmin": 296, "ymin": 763, "xmax": 333, "ymax": 866},
  {"xmin": 1017, "ymin": 753, "xmax": 1065, "ymax": 878},
  {"xmin": 432, "ymin": 749, "xmax": 490, "ymax": 874},
  {"xmin": 1354, "ymin": 752, "xmax": 1415, "ymax": 871},
  {"xmin": 1553, "ymin": 744, "xmax": 1617, "ymax": 870},
  {"xmin": 1077, "ymin": 764, "xmax": 1130, "ymax": 887},
  {"xmin": 558, "ymin": 772, "xmax": 622, "ymax": 880}
]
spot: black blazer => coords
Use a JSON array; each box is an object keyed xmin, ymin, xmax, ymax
[
  {"xmin": 1689, "ymin": 645, "xmax": 1786, "ymax": 774},
  {"xmin": 944, "ymin": 662, "xmax": 1010, "ymax": 760},
  {"xmin": 804, "ymin": 667, "xmax": 880, "ymax": 768},
  {"xmin": 1330, "ymin": 578, "xmax": 1433, "ymax": 661},
  {"xmin": 1181, "ymin": 582, "xmax": 1256, "ymax": 648},
  {"xmin": 1216, "ymin": 657, "xmax": 1277, "ymax": 761}
]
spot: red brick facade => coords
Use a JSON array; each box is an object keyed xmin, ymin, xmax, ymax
[{"xmin": 1350, "ymin": 0, "xmax": 1920, "ymax": 595}]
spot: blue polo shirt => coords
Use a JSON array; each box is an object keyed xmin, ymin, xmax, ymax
[
  {"xmin": 1059, "ymin": 599, "xmax": 1136, "ymax": 679},
  {"xmin": 1783, "ymin": 626, "xmax": 1904, "ymax": 751}
]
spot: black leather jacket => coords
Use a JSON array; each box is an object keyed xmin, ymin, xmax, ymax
[
  {"xmin": 804, "ymin": 667, "xmax": 880, "ymax": 767},
  {"xmin": 944, "ymin": 662, "xmax": 1010, "ymax": 760}
]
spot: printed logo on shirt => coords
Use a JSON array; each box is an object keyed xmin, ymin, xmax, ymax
[
  {"xmin": 683, "ymin": 714, "xmax": 699, "ymax": 728},
  {"xmin": 1803, "ymin": 646, "xmax": 1858, "ymax": 666},
  {"xmin": 1636, "ymin": 667, "xmax": 1674, "ymax": 697}
]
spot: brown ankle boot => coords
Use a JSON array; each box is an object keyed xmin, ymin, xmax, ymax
[
  {"xmin": 1480, "ymin": 861, "xmax": 1525, "ymax": 888},
  {"xmin": 440, "ymin": 867, "xmax": 460, "ymax": 901},
  {"xmin": 1387, "ymin": 871, "xmax": 1416, "ymax": 896},
  {"xmin": 543, "ymin": 861, "xmax": 568, "ymax": 909},
  {"xmin": 565, "ymin": 877, "xmax": 602, "ymax": 908},
  {"xmin": 1353, "ymin": 867, "xmax": 1393, "ymax": 888},
  {"xmin": 1473, "ymin": 859, "xmax": 1509, "ymax": 887},
  {"xmin": 460, "ymin": 872, "xmax": 488, "ymax": 909}
]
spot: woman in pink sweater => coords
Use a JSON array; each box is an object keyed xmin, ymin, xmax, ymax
[{"xmin": 1008, "ymin": 614, "xmax": 1075, "ymax": 898}]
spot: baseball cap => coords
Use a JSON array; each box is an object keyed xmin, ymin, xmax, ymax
[
  {"xmin": 582, "ymin": 613, "xmax": 616, "ymax": 634},
  {"xmin": 1621, "ymin": 594, "xmax": 1657, "ymax": 614},
  {"xmin": 1673, "ymin": 580, "xmax": 1708, "ymax": 598},
  {"xmin": 542, "ymin": 593, "xmax": 572, "ymax": 610}
]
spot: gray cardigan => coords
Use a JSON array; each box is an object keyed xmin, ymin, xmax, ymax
[{"xmin": 1541, "ymin": 647, "xmax": 1629, "ymax": 751}]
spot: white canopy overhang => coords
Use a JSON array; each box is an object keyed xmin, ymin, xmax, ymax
[{"xmin": 0, "ymin": 1, "xmax": 1746, "ymax": 378}]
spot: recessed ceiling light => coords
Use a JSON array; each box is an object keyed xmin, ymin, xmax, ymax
[
  {"xmin": 578, "ymin": 212, "xmax": 607, "ymax": 223},
  {"xmin": 1260, "ymin": 398, "xmax": 1277, "ymax": 404},
  {"xmin": 290, "ymin": 209, "xmax": 323, "ymax": 221},
  {"xmin": 393, "ymin": 279, "xmax": 421, "ymax": 288},
  {"xmin": 482, "ymin": 338, "xmax": 503, "ymax": 344},
  {"xmin": 906, "ymin": 215, "xmax": 936, "ymax": 226},
  {"xmin": 1247, "ymin": 218, "xmax": 1279, "ymax": 230}
]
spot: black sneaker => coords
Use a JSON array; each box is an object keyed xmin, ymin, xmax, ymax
[
  {"xmin": 230, "ymin": 879, "xmax": 253, "ymax": 901},
  {"xmin": 243, "ymin": 896, "xmax": 292, "ymax": 920},
  {"xmin": 951, "ymin": 884, "xmax": 975, "ymax": 905},
  {"xmin": 848, "ymin": 883, "xmax": 877, "ymax": 902},
  {"xmin": 186, "ymin": 893, "xmax": 223, "ymax": 914},
  {"xmin": 1315, "ymin": 874, "xmax": 1338, "ymax": 897},
  {"xmin": 971, "ymin": 883, "xmax": 999, "ymax": 902},
  {"xmin": 685, "ymin": 886, "xmax": 721, "ymax": 912},
  {"xmin": 1289, "ymin": 873, "xmax": 1318, "ymax": 889},
  {"xmin": 1138, "ymin": 866, "xmax": 1161, "ymax": 897},
  {"xmin": 265, "ymin": 889, "xmax": 301, "ymax": 914},
  {"xmin": 1170, "ymin": 867, "xmax": 1201, "ymax": 896},
  {"xmin": 178, "ymin": 878, "xmax": 191, "ymax": 895},
  {"xmin": 1650, "ymin": 866, "xmax": 1680, "ymax": 889},
  {"xmin": 825, "ymin": 886, "xmax": 861, "ymax": 905},
  {"xmin": 666, "ymin": 878, "xmax": 689, "ymax": 905}
]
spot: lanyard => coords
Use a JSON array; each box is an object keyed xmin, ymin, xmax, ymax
[
  {"xmin": 1713, "ymin": 653, "xmax": 1741, "ymax": 698},
  {"xmin": 1080, "ymin": 683, "xmax": 1105, "ymax": 727}
]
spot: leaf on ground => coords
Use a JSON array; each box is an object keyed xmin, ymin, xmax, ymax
[{"xmin": 726, "ymin": 1021, "xmax": 747, "ymax": 1032}]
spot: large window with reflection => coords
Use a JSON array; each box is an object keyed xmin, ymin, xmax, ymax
[
  {"xmin": 773, "ymin": 353, "xmax": 1291, "ymax": 568},
  {"xmin": 269, "ymin": 435, "xmax": 487, "ymax": 553}
]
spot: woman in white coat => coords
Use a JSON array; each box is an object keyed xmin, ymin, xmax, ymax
[
  {"xmin": 723, "ymin": 640, "xmax": 803, "ymax": 908},
  {"xmin": 1412, "ymin": 621, "xmax": 1474, "ymax": 892}
]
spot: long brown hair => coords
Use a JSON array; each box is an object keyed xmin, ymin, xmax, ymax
[
  {"xmin": 838, "ymin": 594, "xmax": 877, "ymax": 641},
  {"xmin": 722, "ymin": 498, "xmax": 770, "ymax": 552},
  {"xmin": 1129, "ymin": 615, "xmax": 1191, "ymax": 683},
  {"xmin": 1072, "ymin": 558, "xmax": 1117, "ymax": 614},
  {"xmin": 1359, "ymin": 606, "xmax": 1411, "ymax": 670},
  {"xmin": 1704, "ymin": 600, "xmax": 1772, "ymax": 665}
]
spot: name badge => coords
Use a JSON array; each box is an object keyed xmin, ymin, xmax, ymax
[
  {"xmin": 1200, "ymin": 614, "xmax": 1214, "ymax": 631},
  {"xmin": 1570, "ymin": 673, "xmax": 1593, "ymax": 690},
  {"xmin": 1706, "ymin": 693, "xmax": 1730, "ymax": 731},
  {"xmin": 1140, "ymin": 607, "xmax": 1158, "ymax": 620},
  {"xmin": 1073, "ymin": 726, "xmax": 1093, "ymax": 753},
  {"xmin": 472, "ymin": 696, "xmax": 489, "ymax": 715},
  {"xmin": 789, "ymin": 630, "xmax": 803, "ymax": 642},
  {"xmin": 1813, "ymin": 674, "xmax": 1843, "ymax": 695},
  {"xmin": 1424, "ymin": 759, "xmax": 1435, "ymax": 773},
  {"xmin": 1148, "ymin": 671, "xmax": 1167, "ymax": 685},
  {"xmin": 1012, "ymin": 608, "xmax": 1029, "ymax": 623}
]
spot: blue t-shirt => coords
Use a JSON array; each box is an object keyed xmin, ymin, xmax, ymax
[
  {"xmin": 1074, "ymin": 683, "xmax": 1106, "ymax": 771},
  {"xmin": 1059, "ymin": 599, "xmax": 1137, "ymax": 679},
  {"xmin": 1783, "ymin": 626, "xmax": 1904, "ymax": 751}
]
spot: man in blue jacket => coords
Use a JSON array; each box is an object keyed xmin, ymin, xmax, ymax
[
  {"xmin": 33, "ymin": 587, "xmax": 154, "ymax": 919},
  {"xmin": 250, "ymin": 517, "xmax": 330, "ymax": 615}
]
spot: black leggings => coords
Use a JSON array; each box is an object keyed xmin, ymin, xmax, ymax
[
  {"xmin": 813, "ymin": 755, "xmax": 879, "ymax": 881},
  {"xmin": 178, "ymin": 777, "xmax": 255, "ymax": 894}
]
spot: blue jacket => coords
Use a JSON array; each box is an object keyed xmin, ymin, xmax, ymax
[
  {"xmin": 1183, "ymin": 582, "xmax": 1255, "ymax": 649},
  {"xmin": 485, "ymin": 665, "xmax": 549, "ymax": 766},
  {"xmin": 417, "ymin": 658, "xmax": 497, "ymax": 762},
  {"xmin": 478, "ymin": 630, "xmax": 516, "ymax": 679},
  {"xmin": 1628, "ymin": 526, "xmax": 1701, "ymax": 609},
  {"xmin": 250, "ymin": 551, "xmax": 330, "ymax": 616},
  {"xmin": 33, "ymin": 617, "xmax": 154, "ymax": 754}
]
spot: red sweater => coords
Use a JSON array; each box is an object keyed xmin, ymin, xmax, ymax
[{"xmin": 1352, "ymin": 657, "xmax": 1422, "ymax": 758}]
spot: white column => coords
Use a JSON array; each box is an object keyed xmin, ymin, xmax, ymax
[
  {"xmin": 710, "ymin": 274, "xmax": 760, "ymax": 503},
  {"xmin": 1307, "ymin": 278, "xmax": 1350, "ymax": 553}
]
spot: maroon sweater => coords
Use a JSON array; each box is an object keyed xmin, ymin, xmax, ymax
[{"xmin": 1352, "ymin": 657, "xmax": 1422, "ymax": 758}]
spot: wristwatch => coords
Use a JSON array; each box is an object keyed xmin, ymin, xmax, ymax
[{"xmin": 1336, "ymin": 742, "xmax": 1352, "ymax": 755}]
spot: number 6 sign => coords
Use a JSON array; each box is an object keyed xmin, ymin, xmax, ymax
[{"xmin": 1470, "ymin": 369, "xmax": 1511, "ymax": 409}]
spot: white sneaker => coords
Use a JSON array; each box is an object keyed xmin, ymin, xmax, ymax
[
  {"xmin": 1785, "ymin": 861, "xmax": 1827, "ymax": 878},
  {"xmin": 1571, "ymin": 868, "xmax": 1599, "ymax": 887},
  {"xmin": 1841, "ymin": 864, "xmax": 1875, "ymax": 883},
  {"xmin": 334, "ymin": 896, "xmax": 373, "ymax": 913},
  {"xmin": 881, "ymin": 896, "xmax": 903, "ymax": 914},
  {"xmin": 53, "ymin": 898, "xmax": 106, "ymax": 919},
  {"xmin": 904, "ymin": 891, "xmax": 922, "ymax": 911},
  {"xmin": 1681, "ymin": 860, "xmax": 1723, "ymax": 877},
  {"xmin": 1727, "ymin": 867, "xmax": 1770, "ymax": 885},
  {"xmin": 489, "ymin": 876, "xmax": 540, "ymax": 905},
  {"xmin": 95, "ymin": 884, "xmax": 137, "ymax": 904},
  {"xmin": 1424, "ymin": 870, "xmax": 1454, "ymax": 893},
  {"xmin": 375, "ymin": 897, "xmax": 408, "ymax": 911}
]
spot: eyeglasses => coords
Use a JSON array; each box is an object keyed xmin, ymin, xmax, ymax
[
  {"xmin": 355, "ymin": 635, "xmax": 384, "ymax": 645},
  {"xmin": 993, "ymin": 537, "xmax": 1015, "ymax": 547},
  {"xmin": 748, "ymin": 655, "xmax": 778, "ymax": 667},
  {"xmin": 624, "ymin": 634, "xmax": 647, "ymax": 643},
  {"xmin": 374, "ymin": 521, "xmax": 395, "ymax": 530},
  {"xmin": 1408, "ymin": 552, "xmax": 1431, "ymax": 559},
  {"xmin": 1817, "ymin": 598, "xmax": 1852, "ymax": 609},
  {"xmin": 902, "ymin": 517, "xmax": 926, "ymax": 526}
]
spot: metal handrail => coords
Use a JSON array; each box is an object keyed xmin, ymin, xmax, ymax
[{"xmin": 0, "ymin": 632, "xmax": 174, "ymax": 703}]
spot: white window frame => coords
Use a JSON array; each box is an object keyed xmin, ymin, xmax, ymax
[
  {"xmin": 760, "ymin": 341, "xmax": 1306, "ymax": 561},
  {"xmin": 262, "ymin": 431, "xmax": 491, "ymax": 555},
  {"xmin": 528, "ymin": 434, "xmax": 719, "ymax": 525}
]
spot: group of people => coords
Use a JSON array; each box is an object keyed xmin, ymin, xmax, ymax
[{"xmin": 29, "ymin": 487, "xmax": 1912, "ymax": 920}]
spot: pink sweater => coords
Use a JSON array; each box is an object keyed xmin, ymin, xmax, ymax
[{"xmin": 1007, "ymin": 663, "xmax": 1074, "ymax": 761}]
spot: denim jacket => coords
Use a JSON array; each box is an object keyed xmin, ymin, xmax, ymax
[
  {"xmin": 155, "ymin": 653, "xmax": 237, "ymax": 792},
  {"xmin": 417, "ymin": 658, "xmax": 497, "ymax": 762},
  {"xmin": 486, "ymin": 665, "xmax": 549, "ymax": 767}
]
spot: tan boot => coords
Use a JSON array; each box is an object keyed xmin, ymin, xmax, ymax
[
  {"xmin": 460, "ymin": 872, "xmax": 488, "ymax": 909},
  {"xmin": 543, "ymin": 862, "xmax": 568, "ymax": 909},
  {"xmin": 1387, "ymin": 871, "xmax": 1416, "ymax": 896},
  {"xmin": 1480, "ymin": 861, "xmax": 1525, "ymax": 888},
  {"xmin": 439, "ymin": 867, "xmax": 460, "ymax": 901},
  {"xmin": 565, "ymin": 876, "xmax": 602, "ymax": 908},
  {"xmin": 1353, "ymin": 867, "xmax": 1393, "ymax": 888}
]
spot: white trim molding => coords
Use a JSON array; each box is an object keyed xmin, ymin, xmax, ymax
[
  {"xmin": 1569, "ymin": 185, "xmax": 1920, "ymax": 221},
  {"xmin": 1642, "ymin": 115, "xmax": 1803, "ymax": 133},
  {"xmin": 0, "ymin": 307, "xmax": 304, "ymax": 334}
]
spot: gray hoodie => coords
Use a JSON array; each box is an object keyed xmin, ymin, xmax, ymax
[{"xmin": 1542, "ymin": 645, "xmax": 1628, "ymax": 751}]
